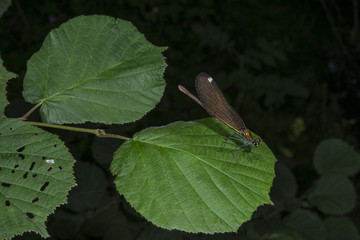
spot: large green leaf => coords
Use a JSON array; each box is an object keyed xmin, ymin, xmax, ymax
[
  {"xmin": 0, "ymin": 118, "xmax": 76, "ymax": 239},
  {"xmin": 313, "ymin": 138, "xmax": 360, "ymax": 176},
  {"xmin": 111, "ymin": 118, "xmax": 277, "ymax": 233},
  {"xmin": 23, "ymin": 15, "xmax": 167, "ymax": 124},
  {"xmin": 308, "ymin": 175, "xmax": 356, "ymax": 215},
  {"xmin": 0, "ymin": 58, "xmax": 17, "ymax": 118}
]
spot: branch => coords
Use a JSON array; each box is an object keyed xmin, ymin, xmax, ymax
[{"xmin": 23, "ymin": 121, "xmax": 131, "ymax": 141}]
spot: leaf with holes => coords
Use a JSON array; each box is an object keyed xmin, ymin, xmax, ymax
[
  {"xmin": 111, "ymin": 118, "xmax": 277, "ymax": 233},
  {"xmin": 0, "ymin": 118, "xmax": 76, "ymax": 239},
  {"xmin": 23, "ymin": 15, "xmax": 167, "ymax": 124},
  {"xmin": 0, "ymin": 58, "xmax": 17, "ymax": 117}
]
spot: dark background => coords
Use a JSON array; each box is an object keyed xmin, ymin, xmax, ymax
[{"xmin": 1, "ymin": 0, "xmax": 359, "ymax": 239}]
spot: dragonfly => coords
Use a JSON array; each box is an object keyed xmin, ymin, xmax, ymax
[{"xmin": 178, "ymin": 72, "xmax": 260, "ymax": 160}]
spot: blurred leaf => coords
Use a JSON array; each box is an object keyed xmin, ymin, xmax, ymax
[
  {"xmin": 0, "ymin": 58, "xmax": 17, "ymax": 117},
  {"xmin": 256, "ymin": 37, "xmax": 287, "ymax": 62},
  {"xmin": 0, "ymin": 0, "xmax": 12, "ymax": 17},
  {"xmin": 92, "ymin": 137, "xmax": 121, "ymax": 168},
  {"xmin": 308, "ymin": 175, "xmax": 356, "ymax": 215},
  {"xmin": 259, "ymin": 53, "xmax": 276, "ymax": 67},
  {"xmin": 283, "ymin": 209, "xmax": 325, "ymax": 240},
  {"xmin": 0, "ymin": 118, "xmax": 76, "ymax": 239},
  {"xmin": 48, "ymin": 210, "xmax": 84, "ymax": 239},
  {"xmin": 262, "ymin": 230, "xmax": 304, "ymax": 240},
  {"xmin": 324, "ymin": 217, "xmax": 360, "ymax": 240},
  {"xmin": 67, "ymin": 162, "xmax": 107, "ymax": 212},
  {"xmin": 277, "ymin": 144, "xmax": 294, "ymax": 158},
  {"xmin": 289, "ymin": 117, "xmax": 305, "ymax": 140},
  {"xmin": 243, "ymin": 49, "xmax": 263, "ymax": 70},
  {"xmin": 82, "ymin": 204, "xmax": 129, "ymax": 239},
  {"xmin": 254, "ymin": 75, "xmax": 309, "ymax": 106},
  {"xmin": 243, "ymin": 37, "xmax": 287, "ymax": 70},
  {"xmin": 251, "ymin": 214, "xmax": 284, "ymax": 236},
  {"xmin": 137, "ymin": 224, "xmax": 185, "ymax": 240},
  {"xmin": 192, "ymin": 23, "xmax": 234, "ymax": 52},
  {"xmin": 313, "ymin": 138, "xmax": 360, "ymax": 176},
  {"xmin": 23, "ymin": 15, "xmax": 167, "ymax": 124},
  {"xmin": 271, "ymin": 162, "xmax": 297, "ymax": 208},
  {"xmin": 111, "ymin": 118, "xmax": 277, "ymax": 233}
]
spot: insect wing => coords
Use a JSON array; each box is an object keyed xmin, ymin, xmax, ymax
[{"xmin": 195, "ymin": 72, "xmax": 247, "ymax": 131}]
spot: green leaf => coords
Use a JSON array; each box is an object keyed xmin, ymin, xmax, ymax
[
  {"xmin": 313, "ymin": 138, "xmax": 360, "ymax": 176},
  {"xmin": 308, "ymin": 175, "xmax": 356, "ymax": 215},
  {"xmin": 324, "ymin": 217, "xmax": 360, "ymax": 240},
  {"xmin": 283, "ymin": 209, "xmax": 325, "ymax": 240},
  {"xmin": 0, "ymin": 118, "xmax": 76, "ymax": 239},
  {"xmin": 23, "ymin": 15, "xmax": 167, "ymax": 124},
  {"xmin": 0, "ymin": 58, "xmax": 17, "ymax": 117},
  {"xmin": 111, "ymin": 118, "xmax": 277, "ymax": 233}
]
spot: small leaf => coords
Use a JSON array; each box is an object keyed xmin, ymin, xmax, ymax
[
  {"xmin": 283, "ymin": 209, "xmax": 325, "ymax": 240},
  {"xmin": 23, "ymin": 15, "xmax": 167, "ymax": 124},
  {"xmin": 111, "ymin": 118, "xmax": 277, "ymax": 233},
  {"xmin": 324, "ymin": 217, "xmax": 360, "ymax": 240},
  {"xmin": 0, "ymin": 58, "xmax": 18, "ymax": 117},
  {"xmin": 313, "ymin": 138, "xmax": 360, "ymax": 176},
  {"xmin": 308, "ymin": 175, "xmax": 356, "ymax": 215},
  {"xmin": 0, "ymin": 118, "xmax": 76, "ymax": 239}
]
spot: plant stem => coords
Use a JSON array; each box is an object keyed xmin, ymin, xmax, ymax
[
  {"xmin": 20, "ymin": 102, "xmax": 43, "ymax": 120},
  {"xmin": 24, "ymin": 121, "xmax": 131, "ymax": 141}
]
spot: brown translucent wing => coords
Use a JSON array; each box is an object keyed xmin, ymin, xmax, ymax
[{"xmin": 195, "ymin": 72, "xmax": 247, "ymax": 131}]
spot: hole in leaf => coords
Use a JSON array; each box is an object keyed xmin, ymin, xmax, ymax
[
  {"xmin": 26, "ymin": 212, "xmax": 34, "ymax": 219},
  {"xmin": 9, "ymin": 127, "xmax": 13, "ymax": 130},
  {"xmin": 14, "ymin": 164, "xmax": 19, "ymax": 168},
  {"xmin": 54, "ymin": 144, "xmax": 57, "ymax": 147},
  {"xmin": 5, "ymin": 200, "xmax": 10, "ymax": 206},
  {"xmin": 16, "ymin": 146, "xmax": 25, "ymax": 152},
  {"xmin": 47, "ymin": 167, "xmax": 52, "ymax": 172},
  {"xmin": 58, "ymin": 166, "xmax": 63, "ymax": 170},
  {"xmin": 11, "ymin": 170, "xmax": 15, "ymax": 173},
  {"xmin": 40, "ymin": 182, "xmax": 49, "ymax": 191},
  {"xmin": 18, "ymin": 154, "xmax": 25, "ymax": 160},
  {"xmin": 32, "ymin": 173, "xmax": 38, "ymax": 178},
  {"xmin": 29, "ymin": 162, "xmax": 35, "ymax": 171},
  {"xmin": 23, "ymin": 172, "xmax": 28, "ymax": 179},
  {"xmin": 1, "ymin": 183, "xmax": 11, "ymax": 188},
  {"xmin": 34, "ymin": 133, "xmax": 38, "ymax": 135},
  {"xmin": 42, "ymin": 156, "xmax": 46, "ymax": 160},
  {"xmin": 32, "ymin": 197, "xmax": 39, "ymax": 203}
]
